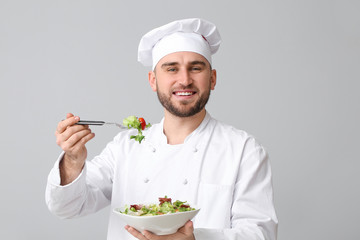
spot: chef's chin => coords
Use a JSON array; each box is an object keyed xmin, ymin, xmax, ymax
[{"xmin": 157, "ymin": 91, "xmax": 210, "ymax": 118}]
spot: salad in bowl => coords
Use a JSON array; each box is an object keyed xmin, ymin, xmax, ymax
[{"xmin": 113, "ymin": 196, "xmax": 200, "ymax": 235}]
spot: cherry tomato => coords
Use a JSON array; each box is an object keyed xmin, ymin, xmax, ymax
[{"xmin": 139, "ymin": 117, "xmax": 146, "ymax": 130}]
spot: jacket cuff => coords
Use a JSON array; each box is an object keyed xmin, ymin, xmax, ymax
[{"xmin": 46, "ymin": 152, "xmax": 87, "ymax": 202}]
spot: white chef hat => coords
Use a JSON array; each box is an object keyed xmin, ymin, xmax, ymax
[{"xmin": 138, "ymin": 18, "xmax": 221, "ymax": 70}]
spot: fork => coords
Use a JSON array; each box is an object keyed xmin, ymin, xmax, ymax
[{"xmin": 75, "ymin": 120, "xmax": 128, "ymax": 129}]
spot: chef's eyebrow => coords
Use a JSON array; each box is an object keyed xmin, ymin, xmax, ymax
[
  {"xmin": 189, "ymin": 61, "xmax": 206, "ymax": 66},
  {"xmin": 161, "ymin": 62, "xmax": 179, "ymax": 68},
  {"xmin": 161, "ymin": 61, "xmax": 207, "ymax": 68}
]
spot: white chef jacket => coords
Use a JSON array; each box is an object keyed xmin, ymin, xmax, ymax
[{"xmin": 46, "ymin": 112, "xmax": 278, "ymax": 240}]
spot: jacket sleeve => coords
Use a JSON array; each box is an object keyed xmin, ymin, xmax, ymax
[
  {"xmin": 194, "ymin": 139, "xmax": 278, "ymax": 240},
  {"xmin": 45, "ymin": 137, "xmax": 119, "ymax": 219}
]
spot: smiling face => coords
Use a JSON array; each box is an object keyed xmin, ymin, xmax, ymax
[{"xmin": 148, "ymin": 51, "xmax": 217, "ymax": 118}]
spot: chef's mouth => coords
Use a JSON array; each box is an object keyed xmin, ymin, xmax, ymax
[{"xmin": 173, "ymin": 91, "xmax": 197, "ymax": 96}]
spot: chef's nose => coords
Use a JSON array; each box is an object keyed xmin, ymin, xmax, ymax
[{"xmin": 178, "ymin": 69, "xmax": 193, "ymax": 86}]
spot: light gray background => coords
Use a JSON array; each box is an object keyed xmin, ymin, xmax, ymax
[{"xmin": 1, "ymin": 0, "xmax": 359, "ymax": 239}]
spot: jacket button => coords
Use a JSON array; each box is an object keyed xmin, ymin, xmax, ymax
[
  {"xmin": 143, "ymin": 178, "xmax": 149, "ymax": 183},
  {"xmin": 183, "ymin": 179, "xmax": 188, "ymax": 185},
  {"xmin": 193, "ymin": 147, "xmax": 198, "ymax": 153}
]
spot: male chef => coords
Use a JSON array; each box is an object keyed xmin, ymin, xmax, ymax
[{"xmin": 46, "ymin": 18, "xmax": 278, "ymax": 240}]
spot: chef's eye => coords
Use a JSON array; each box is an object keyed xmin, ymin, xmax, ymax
[
  {"xmin": 167, "ymin": 67, "xmax": 177, "ymax": 72},
  {"xmin": 190, "ymin": 66, "xmax": 202, "ymax": 72}
]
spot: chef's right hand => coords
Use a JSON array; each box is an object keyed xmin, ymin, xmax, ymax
[{"xmin": 55, "ymin": 113, "xmax": 95, "ymax": 185}]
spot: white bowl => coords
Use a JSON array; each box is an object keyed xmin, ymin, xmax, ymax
[{"xmin": 113, "ymin": 207, "xmax": 200, "ymax": 235}]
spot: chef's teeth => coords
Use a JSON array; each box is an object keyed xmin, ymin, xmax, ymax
[{"xmin": 176, "ymin": 92, "xmax": 193, "ymax": 96}]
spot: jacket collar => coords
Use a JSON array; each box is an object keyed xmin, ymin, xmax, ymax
[{"xmin": 152, "ymin": 111, "xmax": 212, "ymax": 146}]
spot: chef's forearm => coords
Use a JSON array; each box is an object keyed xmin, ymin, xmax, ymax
[{"xmin": 59, "ymin": 154, "xmax": 85, "ymax": 185}]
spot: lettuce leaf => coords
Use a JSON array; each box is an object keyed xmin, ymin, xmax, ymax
[{"xmin": 123, "ymin": 115, "xmax": 151, "ymax": 143}]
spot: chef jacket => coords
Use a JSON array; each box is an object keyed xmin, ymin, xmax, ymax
[{"xmin": 46, "ymin": 112, "xmax": 278, "ymax": 240}]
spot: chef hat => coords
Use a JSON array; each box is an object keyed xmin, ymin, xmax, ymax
[{"xmin": 138, "ymin": 18, "xmax": 221, "ymax": 70}]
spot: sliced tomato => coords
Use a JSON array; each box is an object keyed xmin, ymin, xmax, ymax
[{"xmin": 139, "ymin": 117, "xmax": 146, "ymax": 130}]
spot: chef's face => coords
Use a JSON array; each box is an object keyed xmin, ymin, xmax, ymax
[{"xmin": 149, "ymin": 51, "xmax": 217, "ymax": 118}]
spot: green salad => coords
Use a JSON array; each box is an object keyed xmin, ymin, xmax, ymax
[
  {"xmin": 123, "ymin": 116, "xmax": 151, "ymax": 144},
  {"xmin": 120, "ymin": 196, "xmax": 195, "ymax": 216}
]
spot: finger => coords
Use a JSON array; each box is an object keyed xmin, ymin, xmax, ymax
[
  {"xmin": 61, "ymin": 129, "xmax": 94, "ymax": 151},
  {"xmin": 175, "ymin": 220, "xmax": 194, "ymax": 237},
  {"xmin": 57, "ymin": 124, "xmax": 89, "ymax": 142},
  {"xmin": 182, "ymin": 220, "xmax": 194, "ymax": 236},
  {"xmin": 142, "ymin": 221, "xmax": 194, "ymax": 240},
  {"xmin": 66, "ymin": 113, "xmax": 74, "ymax": 119},
  {"xmin": 142, "ymin": 230, "xmax": 158, "ymax": 239},
  {"xmin": 56, "ymin": 115, "xmax": 80, "ymax": 134},
  {"xmin": 70, "ymin": 131, "xmax": 95, "ymax": 152},
  {"xmin": 55, "ymin": 124, "xmax": 89, "ymax": 147},
  {"xmin": 125, "ymin": 226, "xmax": 148, "ymax": 240}
]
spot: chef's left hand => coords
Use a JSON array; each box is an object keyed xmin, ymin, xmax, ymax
[{"xmin": 125, "ymin": 220, "xmax": 195, "ymax": 240}]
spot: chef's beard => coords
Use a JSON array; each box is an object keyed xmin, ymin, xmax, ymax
[{"xmin": 156, "ymin": 84, "xmax": 211, "ymax": 118}]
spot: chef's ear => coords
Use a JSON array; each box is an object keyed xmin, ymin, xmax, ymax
[
  {"xmin": 148, "ymin": 71, "xmax": 157, "ymax": 92},
  {"xmin": 210, "ymin": 69, "xmax": 217, "ymax": 90}
]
